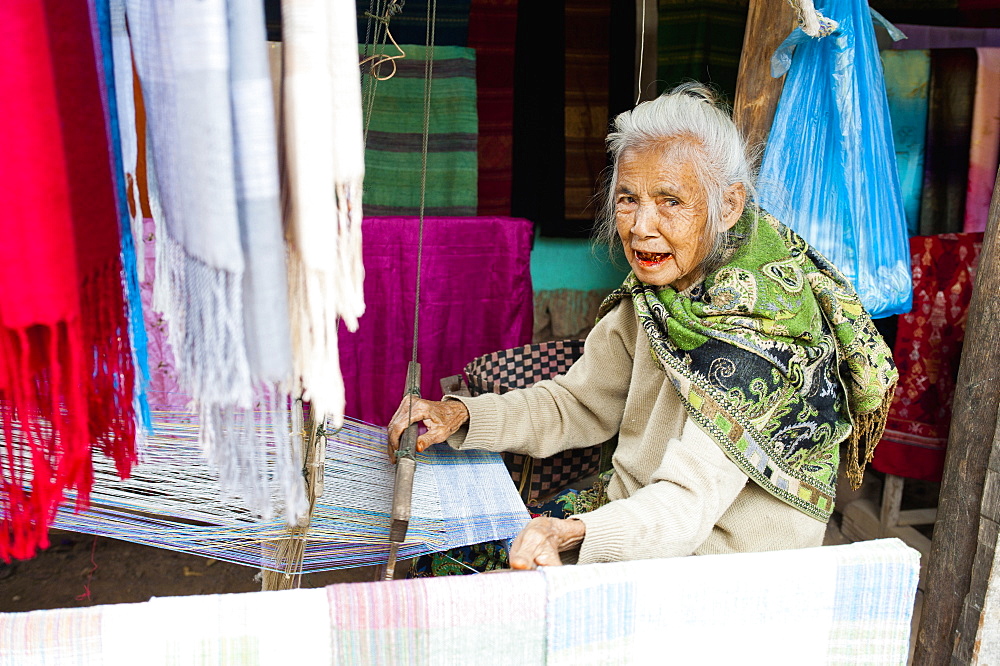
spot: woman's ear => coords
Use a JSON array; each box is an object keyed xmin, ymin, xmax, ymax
[{"xmin": 722, "ymin": 182, "xmax": 746, "ymax": 230}]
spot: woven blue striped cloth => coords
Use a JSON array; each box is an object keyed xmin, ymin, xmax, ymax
[
  {"xmin": 542, "ymin": 539, "xmax": 920, "ymax": 665},
  {"xmin": 0, "ymin": 539, "xmax": 919, "ymax": 665},
  {"xmin": 47, "ymin": 415, "xmax": 530, "ymax": 573}
]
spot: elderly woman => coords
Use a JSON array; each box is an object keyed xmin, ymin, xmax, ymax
[{"xmin": 389, "ymin": 83, "xmax": 896, "ymax": 570}]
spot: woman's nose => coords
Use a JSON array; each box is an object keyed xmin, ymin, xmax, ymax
[{"xmin": 631, "ymin": 203, "xmax": 658, "ymax": 238}]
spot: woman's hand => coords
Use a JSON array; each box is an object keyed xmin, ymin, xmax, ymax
[
  {"xmin": 509, "ymin": 517, "xmax": 586, "ymax": 570},
  {"xmin": 387, "ymin": 396, "xmax": 469, "ymax": 460}
]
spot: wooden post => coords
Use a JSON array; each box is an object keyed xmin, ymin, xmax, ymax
[
  {"xmin": 915, "ymin": 166, "xmax": 1000, "ymax": 663},
  {"xmin": 732, "ymin": 0, "xmax": 796, "ymax": 153}
]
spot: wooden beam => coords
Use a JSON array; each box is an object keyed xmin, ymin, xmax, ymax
[
  {"xmin": 973, "ymin": 463, "xmax": 1000, "ymax": 663},
  {"xmin": 732, "ymin": 0, "xmax": 796, "ymax": 153},
  {"xmin": 915, "ymin": 165, "xmax": 1000, "ymax": 664}
]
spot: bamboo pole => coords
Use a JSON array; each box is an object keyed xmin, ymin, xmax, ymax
[
  {"xmin": 731, "ymin": 0, "xmax": 796, "ymax": 154},
  {"xmin": 915, "ymin": 166, "xmax": 1000, "ymax": 663},
  {"xmin": 260, "ymin": 400, "xmax": 325, "ymax": 591}
]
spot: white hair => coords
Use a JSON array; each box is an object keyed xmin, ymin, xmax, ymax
[{"xmin": 596, "ymin": 82, "xmax": 757, "ymax": 276}]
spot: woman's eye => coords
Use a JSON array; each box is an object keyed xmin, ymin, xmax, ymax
[
  {"xmin": 662, "ymin": 198, "xmax": 679, "ymax": 207},
  {"xmin": 617, "ymin": 195, "xmax": 636, "ymax": 206}
]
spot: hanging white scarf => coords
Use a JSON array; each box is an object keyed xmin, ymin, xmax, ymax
[
  {"xmin": 281, "ymin": 0, "xmax": 367, "ymax": 428},
  {"xmin": 120, "ymin": 0, "xmax": 306, "ymax": 522}
]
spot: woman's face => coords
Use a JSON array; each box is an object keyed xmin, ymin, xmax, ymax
[{"xmin": 614, "ymin": 145, "xmax": 713, "ymax": 290}]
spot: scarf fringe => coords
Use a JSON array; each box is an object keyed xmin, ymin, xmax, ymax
[
  {"xmin": 846, "ymin": 380, "xmax": 897, "ymax": 490},
  {"xmin": 199, "ymin": 385, "xmax": 307, "ymax": 524},
  {"xmin": 288, "ymin": 178, "xmax": 364, "ymax": 429},
  {"xmin": 289, "ymin": 248, "xmax": 347, "ymax": 428},
  {"xmin": 0, "ymin": 322, "xmax": 91, "ymax": 561},
  {"xmin": 79, "ymin": 258, "xmax": 138, "ymax": 479},
  {"xmin": 152, "ymin": 217, "xmax": 253, "ymax": 409}
]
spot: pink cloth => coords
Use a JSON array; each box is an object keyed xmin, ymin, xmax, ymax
[
  {"xmin": 964, "ymin": 48, "xmax": 1000, "ymax": 233},
  {"xmin": 141, "ymin": 218, "xmax": 185, "ymax": 411},
  {"xmin": 889, "ymin": 25, "xmax": 1000, "ymax": 49},
  {"xmin": 339, "ymin": 217, "xmax": 534, "ymax": 425}
]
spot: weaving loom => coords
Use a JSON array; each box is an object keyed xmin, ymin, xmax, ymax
[{"xmin": 49, "ymin": 414, "xmax": 529, "ymax": 573}]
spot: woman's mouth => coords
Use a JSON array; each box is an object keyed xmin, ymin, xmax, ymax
[{"xmin": 634, "ymin": 250, "xmax": 673, "ymax": 266}]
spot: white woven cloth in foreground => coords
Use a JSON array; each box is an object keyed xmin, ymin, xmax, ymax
[
  {"xmin": 101, "ymin": 588, "xmax": 331, "ymax": 666},
  {"xmin": 543, "ymin": 539, "xmax": 920, "ymax": 666},
  {"xmin": 0, "ymin": 539, "xmax": 919, "ymax": 665}
]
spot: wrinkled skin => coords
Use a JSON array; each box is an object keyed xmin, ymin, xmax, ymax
[{"xmin": 615, "ymin": 142, "xmax": 745, "ymax": 290}]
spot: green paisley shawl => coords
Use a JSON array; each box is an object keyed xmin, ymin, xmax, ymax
[{"xmin": 599, "ymin": 208, "xmax": 897, "ymax": 521}]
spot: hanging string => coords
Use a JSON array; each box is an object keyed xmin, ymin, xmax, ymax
[
  {"xmin": 361, "ymin": 1, "xmax": 406, "ymax": 145},
  {"xmin": 412, "ymin": 0, "xmax": 437, "ymax": 370},
  {"xmin": 636, "ymin": 0, "xmax": 646, "ymax": 105}
]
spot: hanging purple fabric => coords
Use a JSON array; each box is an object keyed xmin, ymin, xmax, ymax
[
  {"xmin": 888, "ymin": 24, "xmax": 1000, "ymax": 50},
  {"xmin": 339, "ymin": 217, "xmax": 534, "ymax": 425}
]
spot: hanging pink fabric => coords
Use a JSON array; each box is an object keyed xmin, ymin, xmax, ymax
[
  {"xmin": 338, "ymin": 217, "xmax": 534, "ymax": 425},
  {"xmin": 964, "ymin": 48, "xmax": 1000, "ymax": 233},
  {"xmin": 887, "ymin": 25, "xmax": 1000, "ymax": 49}
]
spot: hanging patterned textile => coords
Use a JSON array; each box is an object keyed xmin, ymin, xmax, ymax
[
  {"xmin": 964, "ymin": 48, "xmax": 1000, "ymax": 233},
  {"xmin": 919, "ymin": 49, "xmax": 977, "ymax": 236},
  {"xmin": 758, "ymin": 0, "xmax": 912, "ymax": 318},
  {"xmin": 656, "ymin": 0, "xmax": 749, "ymax": 104},
  {"xmin": 120, "ymin": 0, "xmax": 303, "ymax": 519},
  {"xmin": 887, "ymin": 24, "xmax": 1000, "ymax": 49},
  {"xmin": 356, "ymin": 0, "xmax": 472, "ymax": 47},
  {"xmin": 881, "ymin": 50, "xmax": 930, "ymax": 237},
  {"xmin": 468, "ymin": 0, "xmax": 518, "ymax": 216},
  {"xmin": 564, "ymin": 0, "xmax": 611, "ymax": 221},
  {"xmin": 0, "ymin": 0, "xmax": 137, "ymax": 560},
  {"xmin": 361, "ymin": 45, "xmax": 479, "ymax": 217},
  {"xmin": 873, "ymin": 233, "xmax": 984, "ymax": 482},
  {"xmin": 282, "ymin": 0, "xmax": 367, "ymax": 427}
]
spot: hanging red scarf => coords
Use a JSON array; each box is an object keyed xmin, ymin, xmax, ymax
[{"xmin": 0, "ymin": 0, "xmax": 137, "ymax": 561}]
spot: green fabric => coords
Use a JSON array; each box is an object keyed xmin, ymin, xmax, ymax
[
  {"xmin": 656, "ymin": 0, "xmax": 749, "ymax": 105},
  {"xmin": 599, "ymin": 208, "xmax": 897, "ymax": 521},
  {"xmin": 361, "ymin": 45, "xmax": 478, "ymax": 216}
]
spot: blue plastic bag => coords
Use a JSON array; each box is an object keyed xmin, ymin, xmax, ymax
[{"xmin": 757, "ymin": 0, "xmax": 912, "ymax": 318}]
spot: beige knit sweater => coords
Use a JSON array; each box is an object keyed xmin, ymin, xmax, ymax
[{"xmin": 446, "ymin": 300, "xmax": 825, "ymax": 564}]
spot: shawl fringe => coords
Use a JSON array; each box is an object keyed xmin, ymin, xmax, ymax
[
  {"xmin": 80, "ymin": 258, "xmax": 138, "ymax": 479},
  {"xmin": 846, "ymin": 380, "xmax": 897, "ymax": 490},
  {"xmin": 152, "ymin": 218, "xmax": 252, "ymax": 409},
  {"xmin": 288, "ymin": 180, "xmax": 365, "ymax": 430},
  {"xmin": 0, "ymin": 322, "xmax": 90, "ymax": 561}
]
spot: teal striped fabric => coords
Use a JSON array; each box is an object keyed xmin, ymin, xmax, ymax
[
  {"xmin": 361, "ymin": 45, "xmax": 478, "ymax": 216},
  {"xmin": 882, "ymin": 50, "xmax": 931, "ymax": 236}
]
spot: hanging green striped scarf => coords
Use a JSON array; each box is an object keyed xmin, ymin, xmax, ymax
[{"xmin": 599, "ymin": 208, "xmax": 897, "ymax": 521}]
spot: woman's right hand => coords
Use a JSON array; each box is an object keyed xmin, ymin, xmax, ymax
[{"xmin": 386, "ymin": 396, "xmax": 469, "ymax": 461}]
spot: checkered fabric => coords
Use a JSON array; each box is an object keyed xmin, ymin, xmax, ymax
[{"xmin": 465, "ymin": 340, "xmax": 604, "ymax": 499}]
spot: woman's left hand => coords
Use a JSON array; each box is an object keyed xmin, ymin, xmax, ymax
[{"xmin": 509, "ymin": 517, "xmax": 586, "ymax": 569}]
